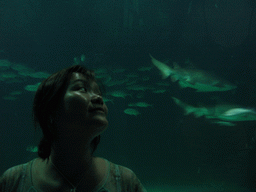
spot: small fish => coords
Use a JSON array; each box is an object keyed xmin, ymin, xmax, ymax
[
  {"xmin": 11, "ymin": 63, "xmax": 32, "ymax": 72},
  {"xmin": 152, "ymin": 89, "xmax": 166, "ymax": 93},
  {"xmin": 136, "ymin": 93, "xmax": 144, "ymax": 98},
  {"xmin": 124, "ymin": 108, "xmax": 141, "ymax": 116},
  {"xmin": 187, "ymin": 1, "xmax": 192, "ymax": 14},
  {"xmin": 9, "ymin": 91, "xmax": 22, "ymax": 95},
  {"xmin": 211, "ymin": 121, "xmax": 236, "ymax": 126},
  {"xmin": 128, "ymin": 102, "xmax": 153, "ymax": 107},
  {"xmin": 0, "ymin": 59, "xmax": 11, "ymax": 69},
  {"xmin": 155, "ymin": 82, "xmax": 170, "ymax": 86},
  {"xmin": 81, "ymin": 54, "xmax": 86, "ymax": 62},
  {"xmin": 94, "ymin": 68, "xmax": 108, "ymax": 74},
  {"xmin": 197, "ymin": 167, "xmax": 200, "ymax": 174},
  {"xmin": 103, "ymin": 98, "xmax": 114, "ymax": 104},
  {"xmin": 142, "ymin": 76, "xmax": 150, "ymax": 81},
  {"xmin": 107, "ymin": 91, "xmax": 132, "ymax": 99},
  {"xmin": 112, "ymin": 68, "xmax": 126, "ymax": 73},
  {"xmin": 125, "ymin": 73, "xmax": 139, "ymax": 78},
  {"xmin": 105, "ymin": 79, "xmax": 129, "ymax": 87},
  {"xmin": 74, "ymin": 57, "xmax": 80, "ymax": 64},
  {"xmin": 126, "ymin": 85, "xmax": 150, "ymax": 91},
  {"xmin": 29, "ymin": 72, "xmax": 50, "ymax": 79},
  {"xmin": 138, "ymin": 66, "xmax": 153, "ymax": 71},
  {"xmin": 2, "ymin": 96, "xmax": 18, "ymax": 100},
  {"xmin": 0, "ymin": 72, "xmax": 17, "ymax": 79},
  {"xmin": 26, "ymin": 145, "xmax": 38, "ymax": 152},
  {"xmin": 126, "ymin": 80, "xmax": 137, "ymax": 86},
  {"xmin": 24, "ymin": 82, "xmax": 41, "ymax": 92}
]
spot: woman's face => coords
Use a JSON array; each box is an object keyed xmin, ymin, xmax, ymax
[{"xmin": 55, "ymin": 72, "xmax": 108, "ymax": 138}]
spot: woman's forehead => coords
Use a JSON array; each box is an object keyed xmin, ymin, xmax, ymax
[
  {"xmin": 69, "ymin": 72, "xmax": 98, "ymax": 87},
  {"xmin": 70, "ymin": 72, "xmax": 88, "ymax": 81}
]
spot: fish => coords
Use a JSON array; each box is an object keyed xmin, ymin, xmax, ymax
[
  {"xmin": 24, "ymin": 82, "xmax": 41, "ymax": 92},
  {"xmin": 150, "ymin": 55, "xmax": 237, "ymax": 92},
  {"xmin": 112, "ymin": 68, "xmax": 126, "ymax": 73},
  {"xmin": 172, "ymin": 97, "xmax": 256, "ymax": 124},
  {"xmin": 103, "ymin": 98, "xmax": 114, "ymax": 104},
  {"xmin": 26, "ymin": 145, "xmax": 38, "ymax": 152},
  {"xmin": 128, "ymin": 102, "xmax": 153, "ymax": 107},
  {"xmin": 2, "ymin": 96, "xmax": 18, "ymax": 100},
  {"xmin": 107, "ymin": 90, "xmax": 132, "ymax": 99},
  {"xmin": 187, "ymin": 1, "xmax": 193, "ymax": 14},
  {"xmin": 105, "ymin": 79, "xmax": 129, "ymax": 87},
  {"xmin": 9, "ymin": 91, "xmax": 22, "ymax": 95},
  {"xmin": 0, "ymin": 59, "xmax": 11, "ymax": 70},
  {"xmin": 211, "ymin": 121, "xmax": 236, "ymax": 126},
  {"xmin": 124, "ymin": 108, "xmax": 141, "ymax": 116},
  {"xmin": 126, "ymin": 85, "xmax": 151, "ymax": 91},
  {"xmin": 138, "ymin": 66, "xmax": 153, "ymax": 71},
  {"xmin": 0, "ymin": 72, "xmax": 17, "ymax": 79},
  {"xmin": 136, "ymin": 93, "xmax": 144, "ymax": 98},
  {"xmin": 152, "ymin": 89, "xmax": 167, "ymax": 93},
  {"xmin": 81, "ymin": 54, "xmax": 86, "ymax": 62},
  {"xmin": 29, "ymin": 72, "xmax": 50, "ymax": 79}
]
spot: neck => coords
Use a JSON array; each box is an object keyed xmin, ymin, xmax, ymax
[{"xmin": 46, "ymin": 139, "xmax": 95, "ymax": 187}]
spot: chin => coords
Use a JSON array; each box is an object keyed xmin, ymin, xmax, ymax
[
  {"xmin": 94, "ymin": 123, "xmax": 108, "ymax": 135},
  {"xmin": 91, "ymin": 116, "xmax": 108, "ymax": 125},
  {"xmin": 92, "ymin": 119, "xmax": 108, "ymax": 130}
]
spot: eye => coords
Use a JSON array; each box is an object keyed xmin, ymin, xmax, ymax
[
  {"xmin": 97, "ymin": 91, "xmax": 103, "ymax": 96},
  {"xmin": 94, "ymin": 89, "xmax": 102, "ymax": 96},
  {"xmin": 78, "ymin": 86, "xmax": 88, "ymax": 92}
]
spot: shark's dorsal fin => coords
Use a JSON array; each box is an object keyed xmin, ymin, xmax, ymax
[
  {"xmin": 184, "ymin": 57, "xmax": 196, "ymax": 68},
  {"xmin": 186, "ymin": 62, "xmax": 197, "ymax": 69},
  {"xmin": 173, "ymin": 62, "xmax": 180, "ymax": 69},
  {"xmin": 184, "ymin": 57, "xmax": 190, "ymax": 64}
]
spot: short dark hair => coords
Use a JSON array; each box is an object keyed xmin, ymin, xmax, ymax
[{"xmin": 33, "ymin": 65, "xmax": 103, "ymax": 160}]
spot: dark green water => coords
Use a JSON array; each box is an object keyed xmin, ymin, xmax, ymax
[{"xmin": 1, "ymin": 0, "xmax": 256, "ymax": 191}]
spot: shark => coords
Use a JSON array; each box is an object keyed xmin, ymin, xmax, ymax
[
  {"xmin": 172, "ymin": 97, "xmax": 256, "ymax": 126},
  {"xmin": 150, "ymin": 55, "xmax": 237, "ymax": 92}
]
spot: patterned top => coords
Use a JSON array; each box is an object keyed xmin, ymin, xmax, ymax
[{"xmin": 0, "ymin": 158, "xmax": 147, "ymax": 192}]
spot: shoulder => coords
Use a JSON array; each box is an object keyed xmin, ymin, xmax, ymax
[
  {"xmin": 109, "ymin": 161, "xmax": 147, "ymax": 192},
  {"xmin": 1, "ymin": 160, "xmax": 32, "ymax": 191},
  {"xmin": 1, "ymin": 164, "xmax": 24, "ymax": 181},
  {"xmin": 118, "ymin": 165, "xmax": 137, "ymax": 180}
]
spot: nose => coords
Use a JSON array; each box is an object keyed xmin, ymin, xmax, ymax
[{"xmin": 91, "ymin": 93, "xmax": 103, "ymax": 104}]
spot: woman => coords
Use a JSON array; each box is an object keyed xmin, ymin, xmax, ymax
[{"xmin": 1, "ymin": 65, "xmax": 147, "ymax": 192}]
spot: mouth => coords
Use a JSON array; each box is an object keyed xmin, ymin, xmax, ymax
[{"xmin": 90, "ymin": 108, "xmax": 105, "ymax": 113}]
